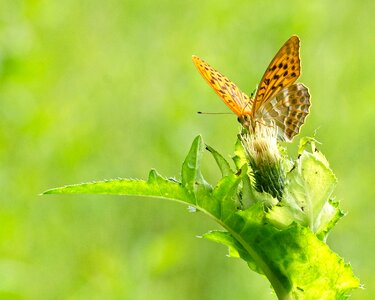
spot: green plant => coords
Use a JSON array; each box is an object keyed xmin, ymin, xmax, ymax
[{"xmin": 43, "ymin": 128, "xmax": 360, "ymax": 299}]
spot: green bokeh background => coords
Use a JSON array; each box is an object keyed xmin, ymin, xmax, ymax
[{"xmin": 1, "ymin": 1, "xmax": 374, "ymax": 299}]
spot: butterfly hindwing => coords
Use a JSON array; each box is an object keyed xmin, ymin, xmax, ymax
[
  {"xmin": 192, "ymin": 55, "xmax": 252, "ymax": 116},
  {"xmin": 256, "ymin": 83, "xmax": 310, "ymax": 141}
]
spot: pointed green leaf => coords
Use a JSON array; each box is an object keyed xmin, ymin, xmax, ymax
[
  {"xmin": 211, "ymin": 171, "xmax": 242, "ymax": 220},
  {"xmin": 316, "ymin": 199, "xmax": 345, "ymax": 241},
  {"xmin": 43, "ymin": 169, "xmax": 195, "ymax": 204},
  {"xmin": 206, "ymin": 145, "xmax": 233, "ymax": 177},
  {"xmin": 202, "ymin": 230, "xmax": 240, "ymax": 258},
  {"xmin": 181, "ymin": 135, "xmax": 211, "ymax": 193},
  {"xmin": 201, "ymin": 230, "xmax": 263, "ymax": 274},
  {"xmin": 240, "ymin": 169, "xmax": 256, "ymax": 208}
]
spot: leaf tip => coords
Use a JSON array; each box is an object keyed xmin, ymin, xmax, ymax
[
  {"xmin": 192, "ymin": 135, "xmax": 204, "ymax": 149},
  {"xmin": 40, "ymin": 188, "xmax": 60, "ymax": 195}
]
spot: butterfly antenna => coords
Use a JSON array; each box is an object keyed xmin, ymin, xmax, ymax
[{"xmin": 197, "ymin": 111, "xmax": 232, "ymax": 115}]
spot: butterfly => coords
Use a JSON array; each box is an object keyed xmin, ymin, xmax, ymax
[{"xmin": 192, "ymin": 35, "xmax": 310, "ymax": 142}]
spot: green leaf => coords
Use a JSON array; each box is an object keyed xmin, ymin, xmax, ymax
[
  {"xmin": 264, "ymin": 224, "xmax": 360, "ymax": 299},
  {"xmin": 201, "ymin": 230, "xmax": 263, "ymax": 274},
  {"xmin": 315, "ymin": 199, "xmax": 346, "ymax": 241},
  {"xmin": 231, "ymin": 137, "xmax": 262, "ymax": 208},
  {"xmin": 232, "ymin": 136, "xmax": 248, "ymax": 170},
  {"xmin": 266, "ymin": 204, "xmax": 305, "ymax": 229},
  {"xmin": 225, "ymin": 204, "xmax": 360, "ymax": 299},
  {"xmin": 181, "ymin": 135, "xmax": 211, "ymax": 192},
  {"xmin": 240, "ymin": 168, "xmax": 256, "ymax": 208},
  {"xmin": 211, "ymin": 165, "xmax": 246, "ymax": 220},
  {"xmin": 268, "ymin": 147, "xmax": 339, "ymax": 232},
  {"xmin": 205, "ymin": 145, "xmax": 233, "ymax": 177},
  {"xmin": 296, "ymin": 150, "xmax": 337, "ymax": 231},
  {"xmin": 202, "ymin": 230, "xmax": 241, "ymax": 258},
  {"xmin": 43, "ymin": 169, "xmax": 195, "ymax": 204}
]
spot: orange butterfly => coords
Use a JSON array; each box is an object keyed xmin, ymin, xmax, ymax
[{"xmin": 192, "ymin": 35, "xmax": 310, "ymax": 142}]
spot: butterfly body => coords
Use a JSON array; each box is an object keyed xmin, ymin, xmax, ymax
[{"xmin": 192, "ymin": 35, "xmax": 310, "ymax": 142}]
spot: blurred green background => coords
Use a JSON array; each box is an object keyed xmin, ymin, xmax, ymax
[{"xmin": 1, "ymin": 1, "xmax": 374, "ymax": 299}]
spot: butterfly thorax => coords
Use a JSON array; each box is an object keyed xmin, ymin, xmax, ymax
[
  {"xmin": 237, "ymin": 114, "xmax": 254, "ymax": 130},
  {"xmin": 238, "ymin": 114, "xmax": 269, "ymax": 130}
]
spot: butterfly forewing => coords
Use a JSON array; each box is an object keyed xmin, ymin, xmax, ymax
[
  {"xmin": 256, "ymin": 83, "xmax": 310, "ymax": 141},
  {"xmin": 192, "ymin": 55, "xmax": 252, "ymax": 116},
  {"xmin": 253, "ymin": 35, "xmax": 301, "ymax": 114}
]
